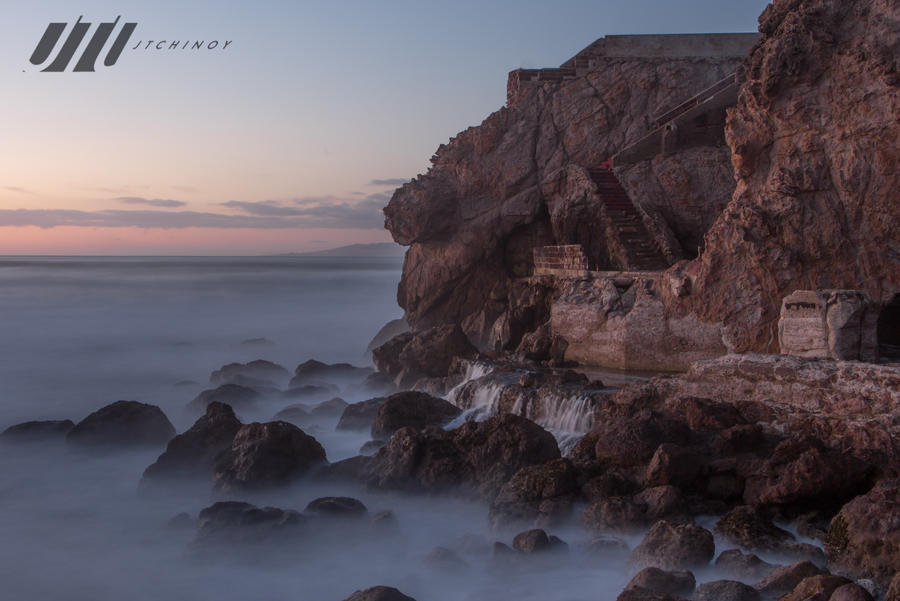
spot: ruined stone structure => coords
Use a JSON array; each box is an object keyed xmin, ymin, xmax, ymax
[
  {"xmin": 532, "ymin": 246, "xmax": 588, "ymax": 277},
  {"xmin": 778, "ymin": 290, "xmax": 880, "ymax": 361}
]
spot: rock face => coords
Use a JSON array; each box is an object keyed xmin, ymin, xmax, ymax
[
  {"xmin": 66, "ymin": 401, "xmax": 175, "ymax": 448},
  {"xmin": 370, "ymin": 391, "xmax": 462, "ymax": 440},
  {"xmin": 826, "ymin": 479, "xmax": 900, "ymax": 586},
  {"xmin": 213, "ymin": 421, "xmax": 327, "ymax": 491},
  {"xmin": 685, "ymin": 0, "xmax": 900, "ymax": 353},
  {"xmin": 383, "ymin": 41, "xmax": 744, "ymax": 351},
  {"xmin": 1, "ymin": 419, "xmax": 73, "ymax": 441},
  {"xmin": 141, "ymin": 402, "xmax": 241, "ymax": 485},
  {"xmin": 380, "ymin": 0, "xmax": 900, "ymax": 368}
]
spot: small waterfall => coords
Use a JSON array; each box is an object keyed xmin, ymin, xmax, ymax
[{"xmin": 444, "ymin": 368, "xmax": 600, "ymax": 454}]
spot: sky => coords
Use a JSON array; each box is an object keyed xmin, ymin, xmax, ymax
[{"xmin": 0, "ymin": 0, "xmax": 770, "ymax": 255}]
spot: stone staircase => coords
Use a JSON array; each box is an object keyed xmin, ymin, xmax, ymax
[{"xmin": 588, "ymin": 166, "xmax": 669, "ymax": 271}]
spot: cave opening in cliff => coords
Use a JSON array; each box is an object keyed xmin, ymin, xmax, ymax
[{"xmin": 878, "ymin": 294, "xmax": 900, "ymax": 360}]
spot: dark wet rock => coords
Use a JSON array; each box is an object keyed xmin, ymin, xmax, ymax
[
  {"xmin": 493, "ymin": 541, "xmax": 515, "ymax": 558},
  {"xmin": 570, "ymin": 408, "xmax": 690, "ymax": 470},
  {"xmin": 141, "ymin": 402, "xmax": 241, "ymax": 486},
  {"xmin": 780, "ymin": 575, "xmax": 853, "ymax": 601},
  {"xmin": 343, "ymin": 586, "xmax": 416, "ymax": 601},
  {"xmin": 194, "ymin": 501, "xmax": 305, "ymax": 546},
  {"xmin": 373, "ymin": 324, "xmax": 477, "ymax": 386},
  {"xmin": 167, "ymin": 512, "xmax": 194, "ymax": 530},
  {"xmin": 511, "ymin": 528, "xmax": 567, "ymax": 554},
  {"xmin": 489, "ymin": 458, "xmax": 579, "ymax": 528},
  {"xmin": 67, "ymin": 401, "xmax": 175, "ymax": 448},
  {"xmin": 582, "ymin": 496, "xmax": 647, "ymax": 534},
  {"xmin": 1, "ymin": 419, "xmax": 74, "ymax": 441},
  {"xmin": 625, "ymin": 567, "xmax": 695, "ymax": 597},
  {"xmin": 582, "ymin": 471, "xmax": 638, "ymax": 501},
  {"xmin": 693, "ymin": 580, "xmax": 759, "ymax": 601},
  {"xmin": 367, "ymin": 318, "xmax": 411, "ymax": 354},
  {"xmin": 310, "ymin": 397, "xmax": 348, "ymax": 417},
  {"xmin": 630, "ymin": 520, "xmax": 715, "ymax": 570},
  {"xmin": 337, "ymin": 397, "xmax": 388, "ymax": 431},
  {"xmin": 369, "ymin": 510, "xmax": 399, "ymax": 533},
  {"xmin": 755, "ymin": 561, "xmax": 828, "ymax": 596},
  {"xmin": 357, "ymin": 372, "xmax": 398, "ymax": 396},
  {"xmin": 272, "ymin": 404, "xmax": 311, "ymax": 424},
  {"xmin": 634, "ymin": 486, "xmax": 686, "ymax": 521},
  {"xmin": 743, "ymin": 438, "xmax": 873, "ymax": 513},
  {"xmin": 188, "ymin": 384, "xmax": 260, "ymax": 413},
  {"xmin": 360, "ymin": 440, "xmax": 384, "ymax": 456},
  {"xmin": 366, "ymin": 414, "xmax": 559, "ymax": 500},
  {"xmin": 315, "ymin": 455, "xmax": 373, "ymax": 483},
  {"xmin": 281, "ymin": 384, "xmax": 339, "ymax": 401},
  {"xmin": 210, "ymin": 360, "xmax": 290, "ymax": 388},
  {"xmin": 289, "ymin": 359, "xmax": 372, "ymax": 388},
  {"xmin": 715, "ymin": 549, "xmax": 777, "ymax": 582},
  {"xmin": 829, "ymin": 584, "xmax": 875, "ymax": 601},
  {"xmin": 645, "ymin": 444, "xmax": 704, "ymax": 489},
  {"xmin": 885, "ymin": 573, "xmax": 900, "ymax": 601},
  {"xmin": 304, "ymin": 496, "xmax": 367, "ymax": 518},
  {"xmin": 826, "ymin": 479, "xmax": 900, "ymax": 586},
  {"xmin": 213, "ymin": 421, "xmax": 327, "ymax": 491},
  {"xmin": 370, "ymin": 391, "xmax": 462, "ymax": 440},
  {"xmin": 424, "ymin": 546, "xmax": 468, "ymax": 571},
  {"xmin": 714, "ymin": 505, "xmax": 795, "ymax": 552},
  {"xmin": 586, "ymin": 536, "xmax": 630, "ymax": 558},
  {"xmin": 795, "ymin": 512, "xmax": 830, "ymax": 542},
  {"xmin": 670, "ymin": 397, "xmax": 748, "ymax": 431},
  {"xmin": 616, "ymin": 589, "xmax": 686, "ymax": 601}
]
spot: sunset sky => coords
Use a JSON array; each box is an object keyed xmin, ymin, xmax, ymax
[{"xmin": 0, "ymin": 0, "xmax": 769, "ymax": 255}]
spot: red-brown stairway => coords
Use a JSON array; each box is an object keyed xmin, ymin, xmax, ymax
[{"xmin": 588, "ymin": 165, "xmax": 670, "ymax": 271}]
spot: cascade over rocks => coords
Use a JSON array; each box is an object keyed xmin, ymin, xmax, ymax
[{"xmin": 67, "ymin": 400, "xmax": 175, "ymax": 448}]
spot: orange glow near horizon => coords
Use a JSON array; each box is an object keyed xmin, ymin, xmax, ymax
[{"xmin": 0, "ymin": 226, "xmax": 394, "ymax": 256}]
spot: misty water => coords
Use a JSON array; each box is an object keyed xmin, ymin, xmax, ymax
[{"xmin": 0, "ymin": 256, "xmax": 678, "ymax": 600}]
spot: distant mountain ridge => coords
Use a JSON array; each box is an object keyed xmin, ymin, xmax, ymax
[{"xmin": 280, "ymin": 242, "xmax": 405, "ymax": 258}]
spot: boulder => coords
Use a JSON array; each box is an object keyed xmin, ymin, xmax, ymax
[
  {"xmin": 310, "ymin": 397, "xmax": 348, "ymax": 417},
  {"xmin": 373, "ymin": 325, "xmax": 477, "ymax": 385},
  {"xmin": 582, "ymin": 496, "xmax": 647, "ymax": 534},
  {"xmin": 645, "ymin": 443, "xmax": 704, "ymax": 489},
  {"xmin": 337, "ymin": 397, "xmax": 388, "ymax": 431},
  {"xmin": 67, "ymin": 401, "xmax": 175, "ymax": 448},
  {"xmin": 826, "ymin": 479, "xmax": 900, "ymax": 586},
  {"xmin": 714, "ymin": 505, "xmax": 795, "ymax": 552},
  {"xmin": 625, "ymin": 567, "xmax": 695, "ymax": 597},
  {"xmin": 715, "ymin": 549, "xmax": 777, "ymax": 582},
  {"xmin": 692, "ymin": 580, "xmax": 759, "ymax": 601},
  {"xmin": 187, "ymin": 384, "xmax": 260, "ymax": 413},
  {"xmin": 488, "ymin": 458, "xmax": 579, "ymax": 528},
  {"xmin": 424, "ymin": 546, "xmax": 468, "ymax": 571},
  {"xmin": 370, "ymin": 391, "xmax": 462, "ymax": 440},
  {"xmin": 571, "ymin": 409, "xmax": 690, "ymax": 470},
  {"xmin": 755, "ymin": 561, "xmax": 828, "ymax": 596},
  {"xmin": 829, "ymin": 584, "xmax": 875, "ymax": 601},
  {"xmin": 885, "ymin": 573, "xmax": 900, "ymax": 601},
  {"xmin": 743, "ymin": 438, "xmax": 872, "ymax": 512},
  {"xmin": 281, "ymin": 384, "xmax": 339, "ymax": 401},
  {"xmin": 209, "ymin": 360, "xmax": 290, "ymax": 388},
  {"xmin": 1, "ymin": 419, "xmax": 73, "ymax": 441},
  {"xmin": 141, "ymin": 402, "xmax": 241, "ymax": 485},
  {"xmin": 629, "ymin": 520, "xmax": 715, "ymax": 570},
  {"xmin": 343, "ymin": 587, "xmax": 416, "ymax": 601},
  {"xmin": 510, "ymin": 529, "xmax": 566, "ymax": 554},
  {"xmin": 780, "ymin": 575, "xmax": 853, "ymax": 601},
  {"xmin": 366, "ymin": 414, "xmax": 560, "ymax": 500},
  {"xmin": 634, "ymin": 486, "xmax": 686, "ymax": 521},
  {"xmin": 193, "ymin": 501, "xmax": 304, "ymax": 546},
  {"xmin": 272, "ymin": 404, "xmax": 311, "ymax": 425},
  {"xmin": 213, "ymin": 421, "xmax": 327, "ymax": 490},
  {"xmin": 289, "ymin": 359, "xmax": 372, "ymax": 388},
  {"xmin": 615, "ymin": 589, "xmax": 686, "ymax": 601},
  {"xmin": 304, "ymin": 497, "xmax": 367, "ymax": 518}
]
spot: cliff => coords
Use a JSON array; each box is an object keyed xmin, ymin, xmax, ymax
[{"xmin": 385, "ymin": 1, "xmax": 900, "ymax": 367}]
